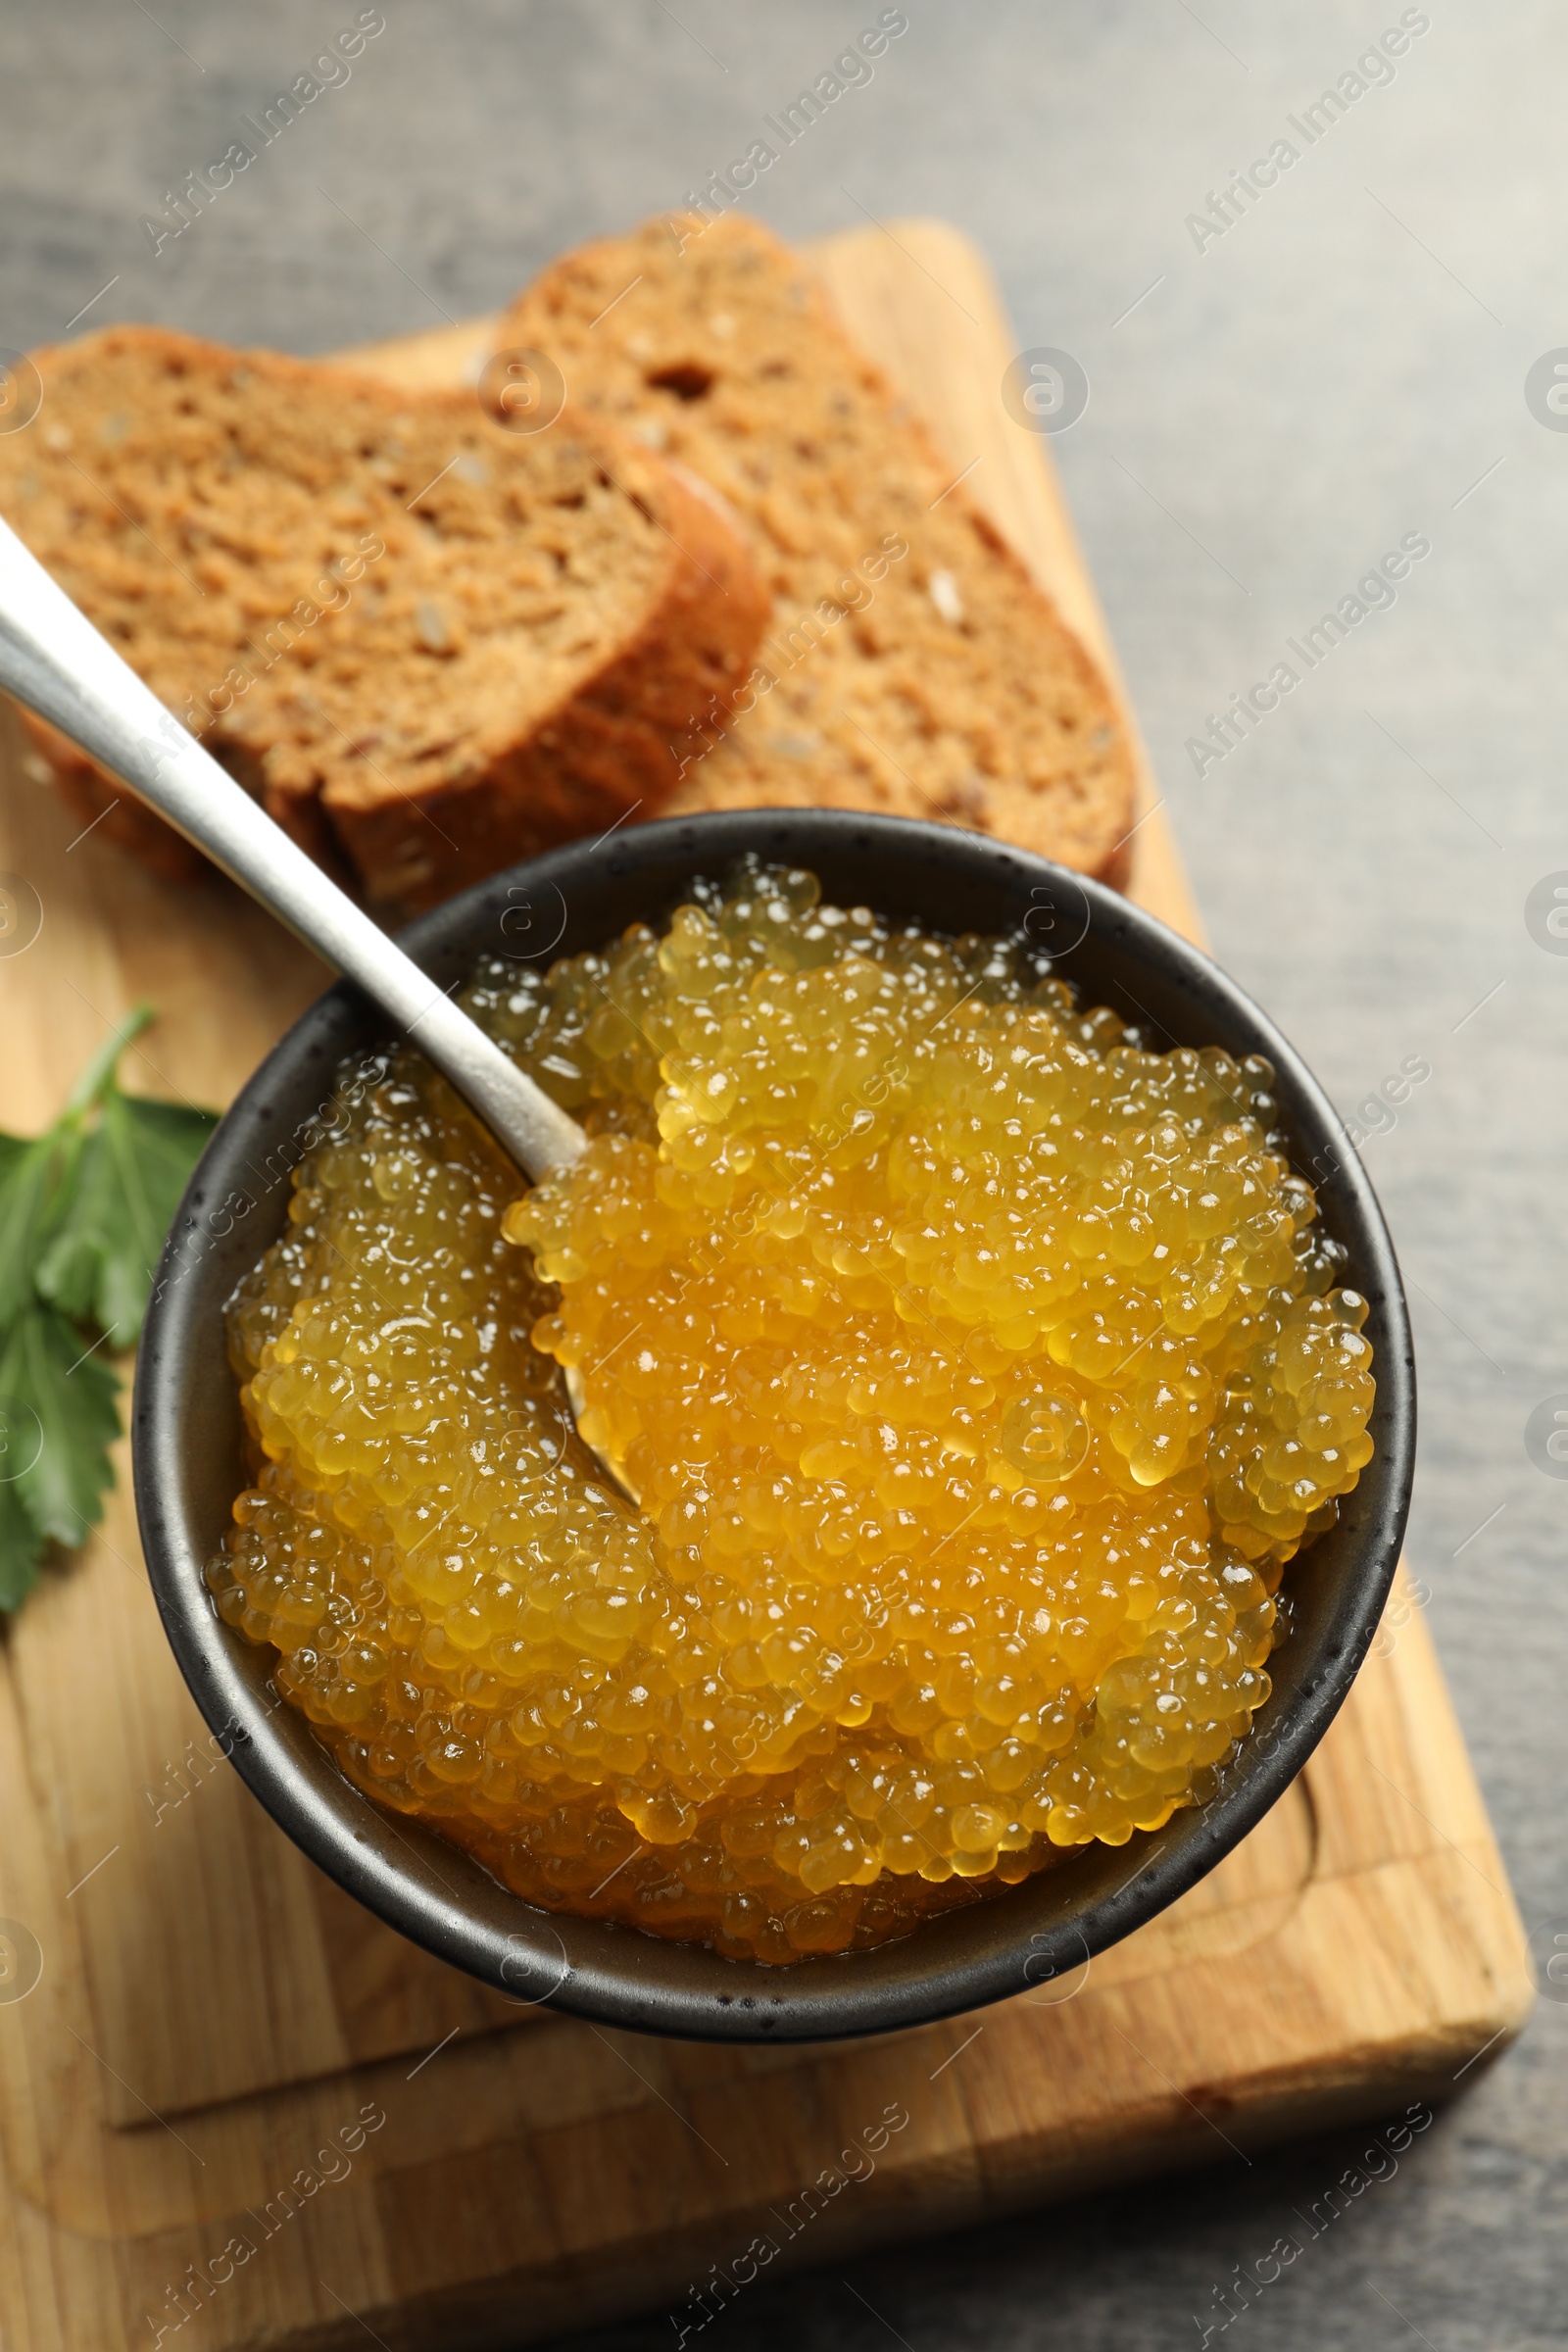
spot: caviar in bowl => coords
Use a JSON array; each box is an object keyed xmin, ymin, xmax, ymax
[{"xmin": 134, "ymin": 811, "xmax": 1413, "ymax": 2041}]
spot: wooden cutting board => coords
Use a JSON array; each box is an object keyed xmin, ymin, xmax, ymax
[{"xmin": 0, "ymin": 223, "xmax": 1532, "ymax": 2352}]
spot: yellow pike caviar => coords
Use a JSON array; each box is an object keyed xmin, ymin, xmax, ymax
[{"xmin": 210, "ymin": 860, "xmax": 1375, "ymax": 1964}]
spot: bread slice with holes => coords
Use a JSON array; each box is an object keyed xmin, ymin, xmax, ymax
[
  {"xmin": 0, "ymin": 324, "xmax": 769, "ymax": 909},
  {"xmin": 499, "ymin": 213, "xmax": 1137, "ymax": 878}
]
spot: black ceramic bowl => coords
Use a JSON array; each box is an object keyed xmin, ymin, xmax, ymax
[{"xmin": 134, "ymin": 811, "xmax": 1413, "ymax": 2042}]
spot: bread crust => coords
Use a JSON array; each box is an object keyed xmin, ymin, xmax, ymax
[
  {"xmin": 311, "ymin": 458, "xmax": 766, "ymax": 906},
  {"xmin": 16, "ymin": 709, "xmax": 208, "ymax": 879},
  {"xmin": 501, "ymin": 214, "xmax": 1138, "ymax": 888},
  {"xmin": 0, "ymin": 324, "xmax": 769, "ymax": 912}
]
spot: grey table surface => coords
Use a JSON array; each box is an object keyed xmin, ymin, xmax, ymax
[{"xmin": 2, "ymin": 3, "xmax": 1561, "ymax": 2346}]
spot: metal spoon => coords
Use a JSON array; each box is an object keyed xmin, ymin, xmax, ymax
[
  {"xmin": 0, "ymin": 514, "xmax": 587, "ymax": 1182},
  {"xmin": 0, "ymin": 515, "xmax": 641, "ymax": 1482}
]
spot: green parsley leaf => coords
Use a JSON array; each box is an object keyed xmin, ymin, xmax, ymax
[
  {"xmin": 36, "ymin": 1092, "xmax": 218, "ymax": 1348},
  {"xmin": 0, "ymin": 1004, "xmax": 218, "ymax": 1609},
  {"xmin": 0, "ymin": 1304, "xmax": 120, "ymax": 1549},
  {"xmin": 0, "ymin": 1129, "xmax": 69, "ymax": 1327},
  {"xmin": 0, "ymin": 1461, "xmax": 43, "ymax": 1612}
]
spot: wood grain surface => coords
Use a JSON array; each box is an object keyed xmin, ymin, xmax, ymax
[{"xmin": 0, "ymin": 222, "xmax": 1532, "ymax": 2352}]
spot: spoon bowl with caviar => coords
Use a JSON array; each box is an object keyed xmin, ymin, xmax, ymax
[{"xmin": 0, "ymin": 520, "xmax": 1414, "ymax": 2039}]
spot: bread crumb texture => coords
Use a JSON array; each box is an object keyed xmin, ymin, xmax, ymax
[
  {"xmin": 0, "ymin": 325, "xmax": 767, "ymax": 906},
  {"xmin": 501, "ymin": 213, "xmax": 1138, "ymax": 877}
]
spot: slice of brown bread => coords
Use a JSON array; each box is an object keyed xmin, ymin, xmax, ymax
[
  {"xmin": 0, "ymin": 325, "xmax": 768, "ymax": 909},
  {"xmin": 499, "ymin": 213, "xmax": 1136, "ymax": 880}
]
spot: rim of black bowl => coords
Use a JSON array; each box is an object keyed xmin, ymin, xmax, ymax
[{"xmin": 134, "ymin": 810, "xmax": 1414, "ymax": 2043}]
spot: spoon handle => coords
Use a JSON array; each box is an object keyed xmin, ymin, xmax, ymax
[{"xmin": 0, "ymin": 516, "xmax": 583, "ymax": 1179}]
